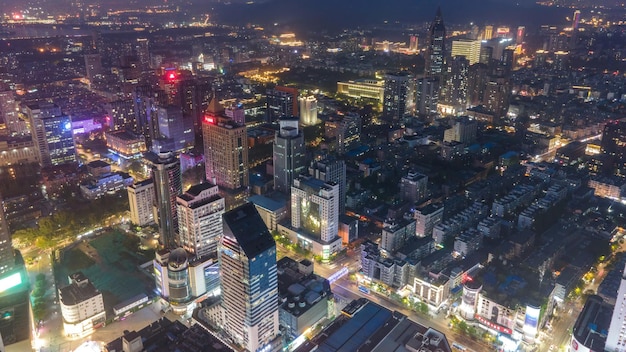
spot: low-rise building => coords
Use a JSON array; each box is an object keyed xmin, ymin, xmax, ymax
[
  {"xmin": 80, "ymin": 172, "xmax": 134, "ymax": 199},
  {"xmin": 59, "ymin": 272, "xmax": 106, "ymax": 337},
  {"xmin": 277, "ymin": 257, "xmax": 332, "ymax": 340}
]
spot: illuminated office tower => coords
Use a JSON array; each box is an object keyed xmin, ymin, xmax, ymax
[
  {"xmin": 324, "ymin": 113, "xmax": 361, "ymax": 155},
  {"xmin": 266, "ymin": 87, "xmax": 297, "ymax": 124},
  {"xmin": 0, "ymin": 193, "xmax": 14, "ymax": 275},
  {"xmin": 220, "ymin": 203, "xmax": 279, "ymax": 352},
  {"xmin": 438, "ymin": 56, "xmax": 469, "ymax": 116},
  {"xmin": 416, "ymin": 77, "xmax": 440, "ymax": 116},
  {"xmin": 135, "ymin": 38, "xmax": 150, "ymax": 69},
  {"xmin": 309, "ymin": 154, "xmax": 346, "ymax": 213},
  {"xmin": 127, "ymin": 179, "xmax": 155, "ymax": 227},
  {"xmin": 483, "ymin": 78, "xmax": 510, "ymax": 118},
  {"xmin": 516, "ymin": 26, "xmax": 526, "ymax": 45},
  {"xmin": 84, "ymin": 53, "xmax": 103, "ymax": 82},
  {"xmin": 484, "ymin": 25, "xmax": 493, "ymax": 40},
  {"xmin": 572, "ymin": 10, "xmax": 581, "ymax": 30},
  {"xmin": 409, "ymin": 35, "xmax": 418, "ymax": 51},
  {"xmin": 146, "ymin": 151, "xmax": 182, "ymax": 249},
  {"xmin": 25, "ymin": 103, "xmax": 75, "ymax": 167},
  {"xmin": 383, "ymin": 71, "xmax": 413, "ymax": 120},
  {"xmin": 425, "ymin": 7, "xmax": 446, "ymax": 77},
  {"xmin": 600, "ymin": 120, "xmax": 626, "ymax": 176},
  {"xmin": 176, "ymin": 182, "xmax": 224, "ymax": 259},
  {"xmin": 298, "ymin": 95, "xmax": 318, "ymax": 126},
  {"xmin": 273, "ymin": 118, "xmax": 305, "ymax": 194},
  {"xmin": 451, "ymin": 39, "xmax": 482, "ymax": 65},
  {"xmin": 606, "ymin": 263, "xmax": 626, "ymax": 351},
  {"xmin": 152, "ymin": 106, "xmax": 194, "ymax": 153},
  {"xmin": 105, "ymin": 99, "xmax": 136, "ymax": 131},
  {"xmin": 0, "ymin": 88, "xmax": 26, "ymax": 136},
  {"xmin": 291, "ymin": 175, "xmax": 340, "ymax": 246},
  {"xmin": 203, "ymin": 97, "xmax": 249, "ymax": 208}
]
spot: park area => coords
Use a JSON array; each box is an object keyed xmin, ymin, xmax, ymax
[{"xmin": 54, "ymin": 229, "xmax": 156, "ymax": 315}]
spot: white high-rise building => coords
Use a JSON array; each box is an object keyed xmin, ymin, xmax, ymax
[
  {"xmin": 127, "ymin": 179, "xmax": 155, "ymax": 227},
  {"xmin": 220, "ymin": 203, "xmax": 279, "ymax": 352},
  {"xmin": 298, "ymin": 95, "xmax": 318, "ymax": 126},
  {"xmin": 291, "ymin": 176, "xmax": 339, "ymax": 244},
  {"xmin": 606, "ymin": 263, "xmax": 626, "ymax": 351},
  {"xmin": 176, "ymin": 182, "xmax": 224, "ymax": 259}
]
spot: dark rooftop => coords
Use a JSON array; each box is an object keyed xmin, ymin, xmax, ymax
[
  {"xmin": 106, "ymin": 317, "xmax": 234, "ymax": 352},
  {"xmin": 223, "ymin": 202, "xmax": 275, "ymax": 259}
]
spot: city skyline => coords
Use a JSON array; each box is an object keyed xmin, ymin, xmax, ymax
[{"xmin": 0, "ymin": 0, "xmax": 624, "ymax": 351}]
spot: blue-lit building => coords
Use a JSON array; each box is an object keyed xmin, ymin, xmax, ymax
[
  {"xmin": 25, "ymin": 103, "xmax": 76, "ymax": 167},
  {"xmin": 220, "ymin": 203, "xmax": 279, "ymax": 352}
]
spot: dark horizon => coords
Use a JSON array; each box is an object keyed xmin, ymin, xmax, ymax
[{"xmin": 209, "ymin": 0, "xmax": 573, "ymax": 33}]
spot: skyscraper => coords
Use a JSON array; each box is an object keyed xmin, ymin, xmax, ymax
[
  {"xmin": 0, "ymin": 192, "xmax": 14, "ymax": 275},
  {"xmin": 438, "ymin": 56, "xmax": 469, "ymax": 116},
  {"xmin": 484, "ymin": 25, "xmax": 494, "ymax": 40},
  {"xmin": 298, "ymin": 95, "xmax": 319, "ymax": 126},
  {"xmin": 451, "ymin": 39, "xmax": 482, "ymax": 65},
  {"xmin": 324, "ymin": 113, "xmax": 361, "ymax": 155},
  {"xmin": 0, "ymin": 88, "xmax": 25, "ymax": 136},
  {"xmin": 176, "ymin": 182, "xmax": 225, "ymax": 259},
  {"xmin": 601, "ymin": 120, "xmax": 626, "ymax": 177},
  {"xmin": 127, "ymin": 179, "xmax": 156, "ymax": 227},
  {"xmin": 291, "ymin": 176, "xmax": 340, "ymax": 246},
  {"xmin": 572, "ymin": 10, "xmax": 581, "ymax": 30},
  {"xmin": 25, "ymin": 103, "xmax": 76, "ymax": 167},
  {"xmin": 84, "ymin": 53, "xmax": 103, "ymax": 82},
  {"xmin": 203, "ymin": 97, "xmax": 249, "ymax": 196},
  {"xmin": 146, "ymin": 151, "xmax": 182, "ymax": 249},
  {"xmin": 273, "ymin": 118, "xmax": 306, "ymax": 194},
  {"xmin": 606, "ymin": 263, "xmax": 626, "ymax": 351},
  {"xmin": 416, "ymin": 77, "xmax": 440, "ymax": 116},
  {"xmin": 266, "ymin": 87, "xmax": 298, "ymax": 124},
  {"xmin": 220, "ymin": 203, "xmax": 279, "ymax": 352},
  {"xmin": 383, "ymin": 71, "xmax": 413, "ymax": 120},
  {"xmin": 153, "ymin": 106, "xmax": 194, "ymax": 153},
  {"xmin": 309, "ymin": 154, "xmax": 346, "ymax": 213},
  {"xmin": 425, "ymin": 7, "xmax": 446, "ymax": 78},
  {"xmin": 516, "ymin": 26, "xmax": 526, "ymax": 45}
]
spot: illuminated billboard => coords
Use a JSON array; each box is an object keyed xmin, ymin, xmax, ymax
[
  {"xmin": 523, "ymin": 305, "xmax": 541, "ymax": 335},
  {"xmin": 0, "ymin": 272, "xmax": 22, "ymax": 293}
]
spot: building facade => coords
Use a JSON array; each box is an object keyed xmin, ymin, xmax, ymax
[
  {"xmin": 220, "ymin": 203, "xmax": 279, "ymax": 352},
  {"xmin": 58, "ymin": 272, "xmax": 106, "ymax": 337},
  {"xmin": 145, "ymin": 151, "xmax": 181, "ymax": 249},
  {"xmin": 273, "ymin": 118, "xmax": 306, "ymax": 194},
  {"xmin": 176, "ymin": 183, "xmax": 225, "ymax": 259},
  {"xmin": 25, "ymin": 103, "xmax": 75, "ymax": 167}
]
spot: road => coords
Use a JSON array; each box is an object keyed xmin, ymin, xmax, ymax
[{"xmin": 277, "ymin": 244, "xmax": 494, "ymax": 352}]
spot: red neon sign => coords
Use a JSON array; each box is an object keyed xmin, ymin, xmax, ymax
[{"xmin": 204, "ymin": 116, "xmax": 215, "ymax": 124}]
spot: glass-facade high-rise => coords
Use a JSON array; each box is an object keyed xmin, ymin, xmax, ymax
[
  {"xmin": 425, "ymin": 7, "xmax": 446, "ymax": 78},
  {"xmin": 25, "ymin": 103, "xmax": 76, "ymax": 167},
  {"xmin": 220, "ymin": 203, "xmax": 279, "ymax": 352},
  {"xmin": 146, "ymin": 151, "xmax": 182, "ymax": 249},
  {"xmin": 273, "ymin": 118, "xmax": 305, "ymax": 194}
]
